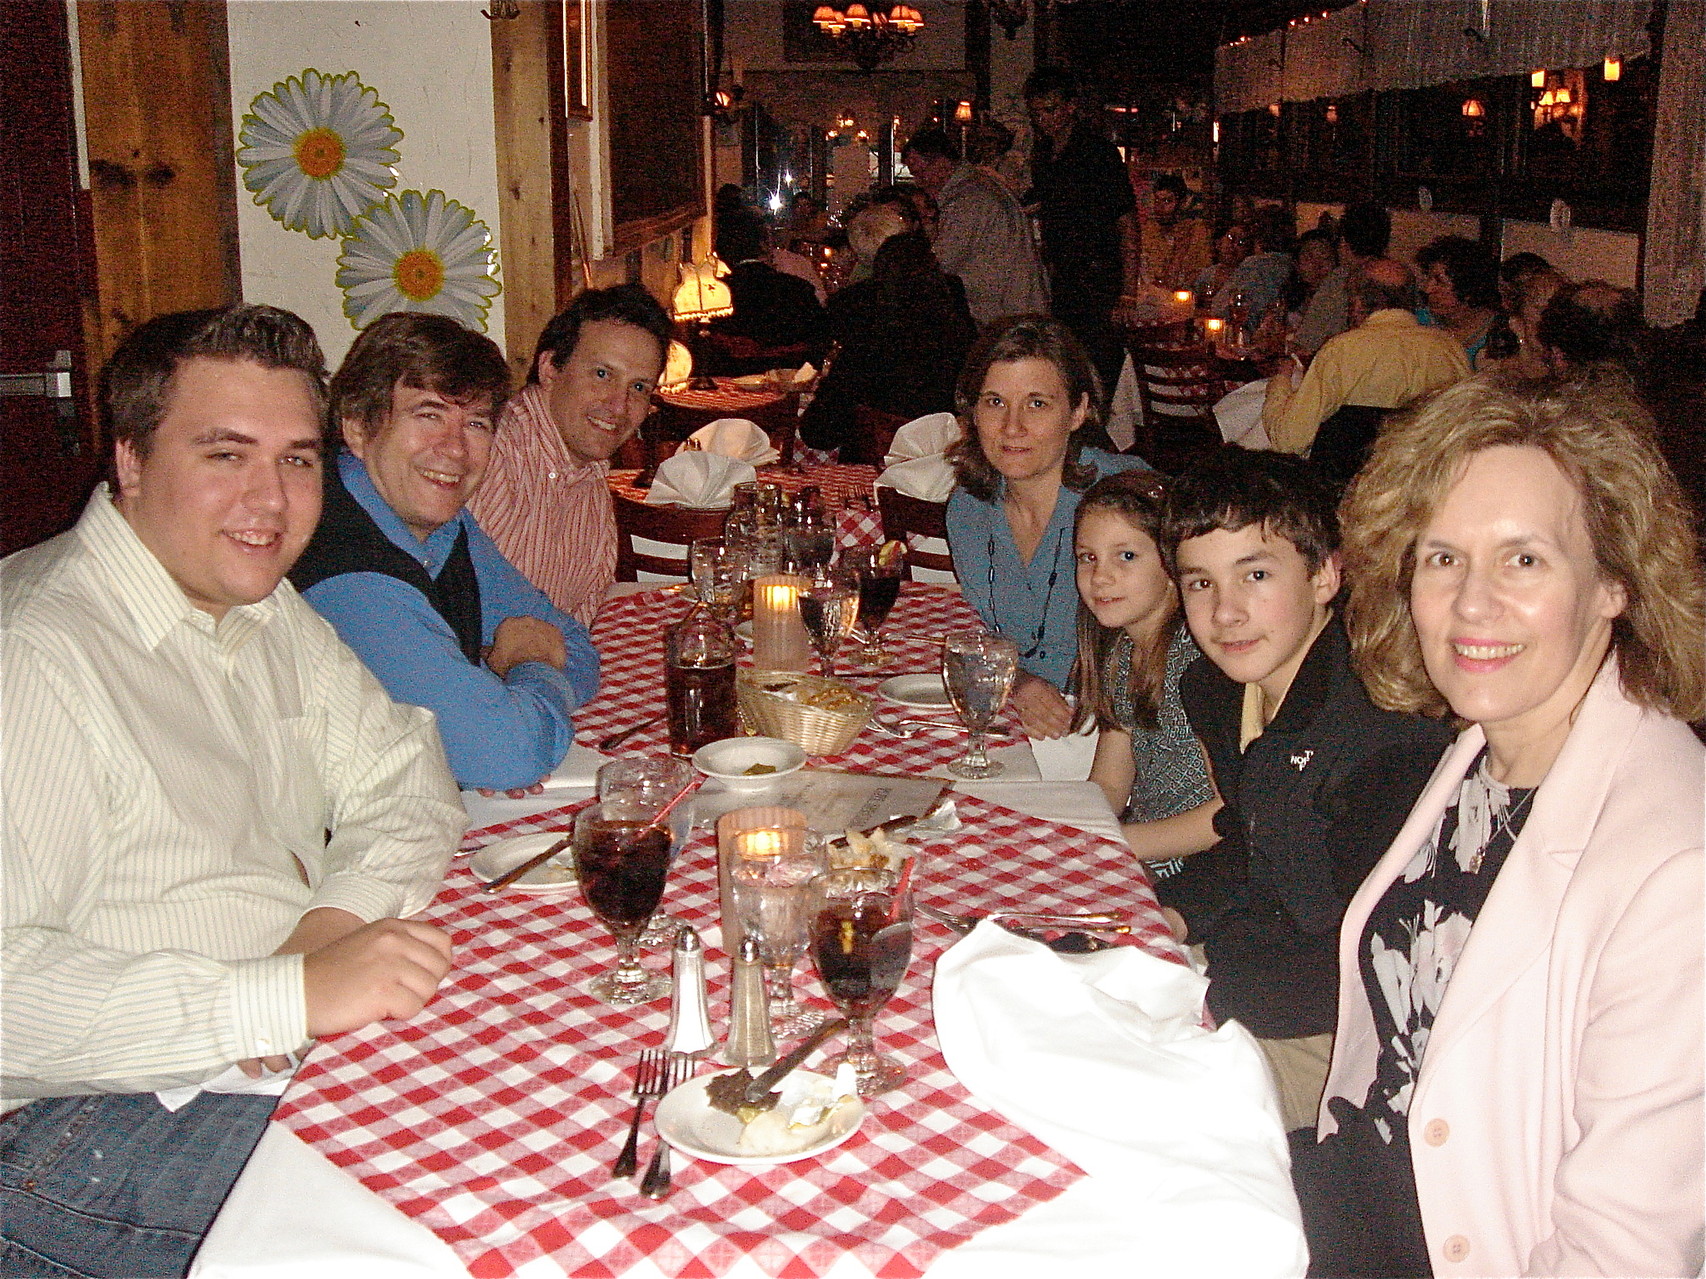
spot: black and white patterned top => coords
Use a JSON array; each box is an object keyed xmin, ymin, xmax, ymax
[
  {"xmin": 1110, "ymin": 623, "xmax": 1216, "ymax": 879},
  {"xmin": 1354, "ymin": 746, "xmax": 1536, "ymax": 1147}
]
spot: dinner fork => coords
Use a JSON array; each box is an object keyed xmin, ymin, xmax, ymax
[
  {"xmin": 639, "ymin": 1053, "xmax": 695, "ymax": 1199},
  {"xmin": 613, "ymin": 1049, "xmax": 671, "ymax": 1179}
]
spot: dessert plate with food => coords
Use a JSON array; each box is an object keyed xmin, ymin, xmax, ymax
[{"xmin": 656, "ymin": 1065, "xmax": 865, "ymax": 1166}]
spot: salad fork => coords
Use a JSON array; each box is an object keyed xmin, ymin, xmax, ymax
[
  {"xmin": 639, "ymin": 1053, "xmax": 695, "ymax": 1199},
  {"xmin": 613, "ymin": 1049, "xmax": 671, "ymax": 1179}
]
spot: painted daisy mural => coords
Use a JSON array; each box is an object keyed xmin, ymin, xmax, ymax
[
  {"xmin": 238, "ymin": 70, "xmax": 403, "ymax": 240},
  {"xmin": 336, "ymin": 190, "xmax": 502, "ymax": 331}
]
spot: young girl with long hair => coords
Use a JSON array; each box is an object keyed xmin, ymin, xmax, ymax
[{"xmin": 1071, "ymin": 471, "xmax": 1221, "ymax": 868}]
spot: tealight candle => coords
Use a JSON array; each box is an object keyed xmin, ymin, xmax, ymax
[
  {"xmin": 735, "ymin": 827, "xmax": 790, "ymax": 863},
  {"xmin": 751, "ymin": 574, "xmax": 812, "ymax": 672},
  {"xmin": 1202, "ymin": 316, "xmax": 1226, "ymax": 339},
  {"xmin": 1173, "ymin": 289, "xmax": 1193, "ymax": 306}
]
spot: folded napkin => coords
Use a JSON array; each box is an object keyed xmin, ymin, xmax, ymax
[
  {"xmin": 883, "ymin": 411, "xmax": 961, "ymax": 466},
  {"xmin": 644, "ymin": 451, "xmax": 758, "ymax": 508},
  {"xmin": 1214, "ymin": 371, "xmax": 1293, "ymax": 450},
  {"xmin": 934, "ymin": 922, "xmax": 1306, "ymax": 1278},
  {"xmin": 876, "ymin": 455, "xmax": 956, "ymax": 503},
  {"xmin": 685, "ymin": 418, "xmax": 779, "ymax": 466}
]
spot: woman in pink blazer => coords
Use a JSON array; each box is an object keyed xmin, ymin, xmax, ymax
[{"xmin": 1294, "ymin": 375, "xmax": 1705, "ymax": 1278}]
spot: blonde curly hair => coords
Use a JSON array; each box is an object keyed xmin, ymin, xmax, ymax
[{"xmin": 1340, "ymin": 373, "xmax": 1705, "ymax": 722}]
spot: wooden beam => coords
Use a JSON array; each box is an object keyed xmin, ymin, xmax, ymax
[
  {"xmin": 491, "ymin": 1, "xmax": 561, "ymax": 382},
  {"xmin": 77, "ymin": 0, "xmax": 240, "ymax": 374}
]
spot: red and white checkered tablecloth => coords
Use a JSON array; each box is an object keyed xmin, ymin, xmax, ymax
[
  {"xmin": 575, "ymin": 586, "xmax": 1012, "ymax": 776},
  {"xmin": 275, "ymin": 790, "xmax": 1182, "ymax": 1279},
  {"xmin": 608, "ymin": 464, "xmax": 885, "ymax": 550},
  {"xmin": 656, "ymin": 383, "xmax": 786, "ymax": 415}
]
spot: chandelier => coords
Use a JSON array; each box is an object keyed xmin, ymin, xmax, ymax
[{"xmin": 811, "ymin": 4, "xmax": 925, "ymax": 72}]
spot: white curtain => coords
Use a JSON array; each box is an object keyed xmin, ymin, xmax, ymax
[{"xmin": 1217, "ymin": 0, "xmax": 1654, "ymax": 105}]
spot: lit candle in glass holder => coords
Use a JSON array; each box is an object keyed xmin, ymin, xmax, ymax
[
  {"xmin": 1202, "ymin": 316, "xmax": 1226, "ymax": 342},
  {"xmin": 751, "ymin": 575, "xmax": 812, "ymax": 672},
  {"xmin": 1173, "ymin": 289, "xmax": 1193, "ymax": 307},
  {"xmin": 716, "ymin": 806, "xmax": 807, "ymax": 951}
]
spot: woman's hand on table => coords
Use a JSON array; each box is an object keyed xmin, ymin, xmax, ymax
[{"xmin": 1011, "ymin": 673, "xmax": 1073, "ymax": 739}]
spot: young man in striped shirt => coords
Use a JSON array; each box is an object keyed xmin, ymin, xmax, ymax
[
  {"xmin": 468, "ymin": 286, "xmax": 672, "ymax": 627},
  {"xmin": 1, "ymin": 306, "xmax": 464, "ymax": 1277}
]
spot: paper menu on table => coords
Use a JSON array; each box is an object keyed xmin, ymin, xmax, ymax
[{"xmin": 693, "ymin": 769, "xmax": 946, "ymax": 834}]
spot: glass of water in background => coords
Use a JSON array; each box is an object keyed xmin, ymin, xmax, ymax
[
  {"xmin": 689, "ymin": 538, "xmax": 746, "ymax": 625},
  {"xmin": 941, "ymin": 630, "xmax": 1019, "ymax": 779},
  {"xmin": 731, "ymin": 827, "xmax": 829, "ymax": 1038}
]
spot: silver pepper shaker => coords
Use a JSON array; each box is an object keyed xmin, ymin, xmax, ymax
[
  {"xmin": 725, "ymin": 934, "xmax": 775, "ymax": 1068},
  {"xmin": 665, "ymin": 925, "xmax": 715, "ymax": 1058}
]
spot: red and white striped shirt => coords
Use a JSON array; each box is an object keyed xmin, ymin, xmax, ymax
[{"xmin": 468, "ymin": 384, "xmax": 615, "ymax": 628}]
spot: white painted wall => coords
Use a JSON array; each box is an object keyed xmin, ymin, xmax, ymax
[
  {"xmin": 1501, "ymin": 219, "xmax": 1639, "ymax": 288},
  {"xmin": 227, "ymin": 0, "xmax": 503, "ymax": 365}
]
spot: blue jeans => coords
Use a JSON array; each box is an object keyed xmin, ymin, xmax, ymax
[{"xmin": 0, "ymin": 1091, "xmax": 276, "ymax": 1279}]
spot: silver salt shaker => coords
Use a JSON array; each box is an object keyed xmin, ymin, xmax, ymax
[
  {"xmin": 725, "ymin": 934, "xmax": 776, "ymax": 1068},
  {"xmin": 665, "ymin": 925, "xmax": 715, "ymax": 1058}
]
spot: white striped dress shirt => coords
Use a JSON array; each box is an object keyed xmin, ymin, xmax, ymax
[
  {"xmin": 1, "ymin": 488, "xmax": 464, "ymax": 1105},
  {"xmin": 467, "ymin": 384, "xmax": 616, "ymax": 628}
]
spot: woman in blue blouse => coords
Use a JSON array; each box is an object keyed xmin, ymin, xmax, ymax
[{"xmin": 945, "ymin": 316, "xmax": 1147, "ymax": 737}]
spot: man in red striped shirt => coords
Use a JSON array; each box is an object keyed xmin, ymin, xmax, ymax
[{"xmin": 469, "ymin": 287, "xmax": 672, "ymax": 626}]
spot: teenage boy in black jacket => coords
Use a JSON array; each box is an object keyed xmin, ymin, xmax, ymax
[{"xmin": 1158, "ymin": 450, "xmax": 1453, "ymax": 1134}]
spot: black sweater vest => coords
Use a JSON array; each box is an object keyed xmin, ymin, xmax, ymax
[{"xmin": 290, "ymin": 464, "xmax": 484, "ymax": 665}]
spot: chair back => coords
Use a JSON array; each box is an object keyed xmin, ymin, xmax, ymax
[
  {"xmin": 1309, "ymin": 403, "xmax": 1387, "ymax": 498},
  {"xmin": 612, "ymin": 493, "xmax": 730, "ymax": 581},
  {"xmin": 1125, "ymin": 339, "xmax": 1225, "ymax": 473},
  {"xmin": 876, "ymin": 486, "xmax": 955, "ymax": 580},
  {"xmin": 845, "ymin": 405, "xmax": 912, "ymax": 469}
]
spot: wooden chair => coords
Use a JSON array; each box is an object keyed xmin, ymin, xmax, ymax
[
  {"xmin": 876, "ymin": 486, "xmax": 955, "ymax": 580},
  {"xmin": 612, "ymin": 493, "xmax": 729, "ymax": 581},
  {"xmin": 1125, "ymin": 340, "xmax": 1226, "ymax": 474}
]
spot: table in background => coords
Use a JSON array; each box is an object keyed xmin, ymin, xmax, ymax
[
  {"xmin": 606, "ymin": 465, "xmax": 886, "ymax": 559},
  {"xmin": 572, "ymin": 585, "xmax": 1013, "ymax": 777},
  {"xmin": 272, "ymin": 789, "xmax": 1179, "ymax": 1279}
]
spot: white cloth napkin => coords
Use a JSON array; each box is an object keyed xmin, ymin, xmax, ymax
[
  {"xmin": 686, "ymin": 417, "xmax": 779, "ymax": 466},
  {"xmin": 1214, "ymin": 364, "xmax": 1298, "ymax": 450},
  {"xmin": 933, "ymin": 922, "xmax": 1307, "ymax": 1278},
  {"xmin": 876, "ymin": 455, "xmax": 956, "ymax": 504},
  {"xmin": 883, "ymin": 411, "xmax": 961, "ymax": 466},
  {"xmin": 644, "ymin": 451, "xmax": 759, "ymax": 508}
]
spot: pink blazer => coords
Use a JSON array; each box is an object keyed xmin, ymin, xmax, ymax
[{"xmin": 1319, "ymin": 662, "xmax": 1705, "ymax": 1278}]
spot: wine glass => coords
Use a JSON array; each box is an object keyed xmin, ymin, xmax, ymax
[
  {"xmin": 810, "ymin": 867, "xmax": 914, "ymax": 1097},
  {"xmin": 941, "ymin": 630, "xmax": 1019, "ymax": 779},
  {"xmin": 570, "ymin": 801, "xmax": 678, "ymax": 1005},
  {"xmin": 780, "ymin": 515, "xmax": 836, "ymax": 578},
  {"xmin": 798, "ymin": 569, "xmax": 858, "ymax": 680},
  {"xmin": 597, "ymin": 758, "xmax": 694, "ymax": 950},
  {"xmin": 689, "ymin": 538, "xmax": 746, "ymax": 625},
  {"xmin": 731, "ymin": 828, "xmax": 830, "ymax": 1038},
  {"xmin": 846, "ymin": 545, "xmax": 904, "ymax": 666}
]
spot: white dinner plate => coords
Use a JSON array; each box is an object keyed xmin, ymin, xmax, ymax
[
  {"xmin": 468, "ymin": 831, "xmax": 577, "ymax": 896},
  {"xmin": 876, "ymin": 674, "xmax": 952, "ymax": 710},
  {"xmin": 655, "ymin": 1069, "xmax": 865, "ymax": 1166}
]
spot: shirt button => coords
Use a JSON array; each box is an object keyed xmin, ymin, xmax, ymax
[
  {"xmin": 547, "ymin": 471, "xmax": 558, "ymax": 480},
  {"xmin": 1423, "ymin": 1118, "xmax": 1450, "ymax": 1146},
  {"xmin": 1443, "ymin": 1235, "xmax": 1470, "ymax": 1263}
]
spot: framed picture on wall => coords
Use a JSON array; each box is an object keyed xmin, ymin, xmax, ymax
[{"xmin": 563, "ymin": 0, "xmax": 591, "ymax": 119}]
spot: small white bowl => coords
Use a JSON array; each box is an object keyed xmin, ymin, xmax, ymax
[{"xmin": 692, "ymin": 736, "xmax": 806, "ymax": 789}]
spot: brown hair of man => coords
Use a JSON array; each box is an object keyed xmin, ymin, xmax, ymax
[
  {"xmin": 101, "ymin": 304, "xmax": 327, "ymax": 459},
  {"xmin": 329, "ymin": 311, "xmax": 512, "ymax": 444},
  {"xmin": 1341, "ymin": 374, "xmax": 1706, "ymax": 722}
]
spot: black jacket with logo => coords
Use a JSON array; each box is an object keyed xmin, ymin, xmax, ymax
[{"xmin": 1166, "ymin": 616, "xmax": 1454, "ymax": 1039}]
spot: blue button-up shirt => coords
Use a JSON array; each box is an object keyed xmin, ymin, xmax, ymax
[
  {"xmin": 302, "ymin": 452, "xmax": 599, "ymax": 790},
  {"xmin": 945, "ymin": 447, "xmax": 1147, "ymax": 689}
]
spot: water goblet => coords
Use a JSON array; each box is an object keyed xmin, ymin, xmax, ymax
[
  {"xmin": 730, "ymin": 828, "xmax": 830, "ymax": 1038},
  {"xmin": 810, "ymin": 866, "xmax": 914, "ymax": 1097},
  {"xmin": 598, "ymin": 757, "xmax": 695, "ymax": 949},
  {"xmin": 570, "ymin": 801, "xmax": 677, "ymax": 1005},
  {"xmin": 941, "ymin": 630, "xmax": 1019, "ymax": 779},
  {"xmin": 797, "ymin": 568, "xmax": 858, "ymax": 680},
  {"xmin": 845, "ymin": 545, "xmax": 904, "ymax": 665},
  {"xmin": 689, "ymin": 538, "xmax": 746, "ymax": 625}
]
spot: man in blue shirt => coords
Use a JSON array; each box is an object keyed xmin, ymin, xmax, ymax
[{"xmin": 292, "ymin": 313, "xmax": 598, "ymax": 795}]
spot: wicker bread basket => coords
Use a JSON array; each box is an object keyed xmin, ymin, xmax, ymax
[{"xmin": 737, "ymin": 669, "xmax": 872, "ymax": 756}]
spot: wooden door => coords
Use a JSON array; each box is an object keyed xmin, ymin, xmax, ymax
[{"xmin": 2, "ymin": 0, "xmax": 103, "ymax": 553}]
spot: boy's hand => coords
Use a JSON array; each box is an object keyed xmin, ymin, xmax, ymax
[{"xmin": 1012, "ymin": 673, "xmax": 1072, "ymax": 739}]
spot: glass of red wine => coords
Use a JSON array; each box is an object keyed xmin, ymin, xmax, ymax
[
  {"xmin": 810, "ymin": 866, "xmax": 914, "ymax": 1096},
  {"xmin": 846, "ymin": 544, "xmax": 904, "ymax": 666},
  {"xmin": 570, "ymin": 801, "xmax": 678, "ymax": 1005}
]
